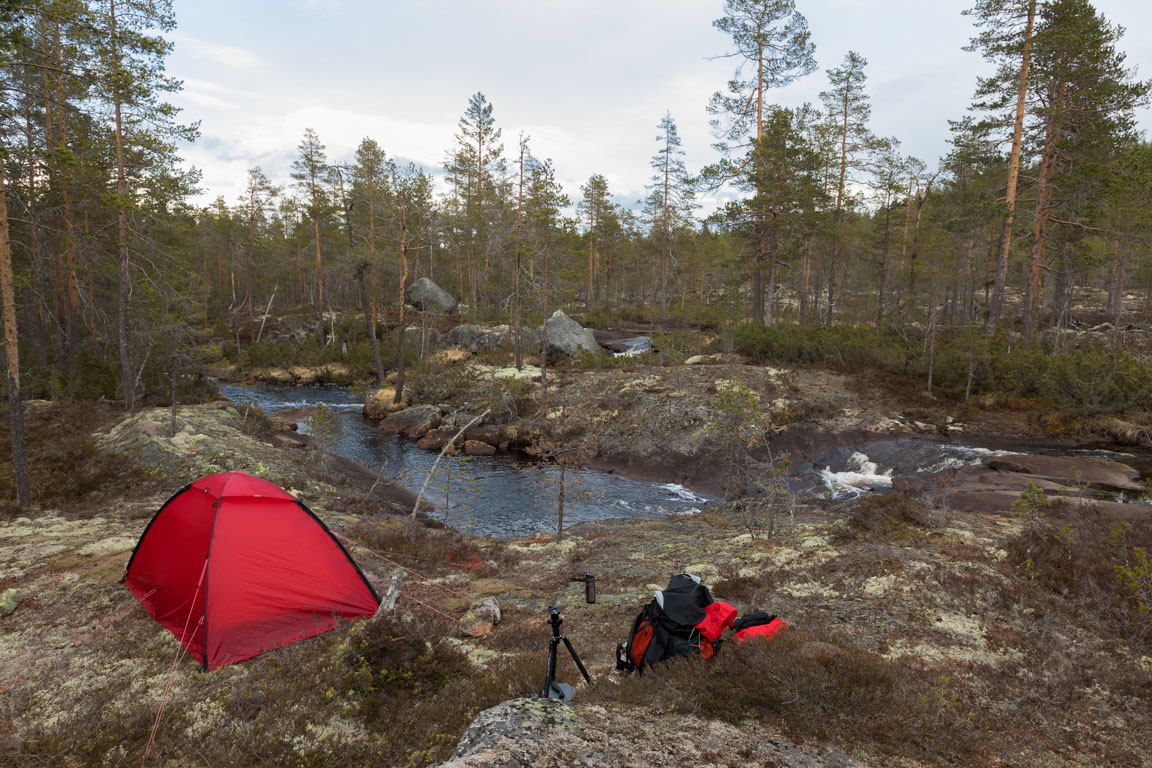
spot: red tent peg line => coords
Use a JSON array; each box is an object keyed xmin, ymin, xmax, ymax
[
  {"xmin": 125, "ymin": 472, "xmax": 380, "ymax": 670},
  {"xmin": 397, "ymin": 592, "xmax": 458, "ymax": 622},
  {"xmin": 329, "ymin": 530, "xmax": 470, "ymax": 600},
  {"xmin": 141, "ymin": 561, "xmax": 206, "ymax": 764}
]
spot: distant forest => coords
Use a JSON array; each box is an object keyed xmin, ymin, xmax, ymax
[{"xmin": 1, "ymin": 1, "xmax": 1150, "ymax": 427}]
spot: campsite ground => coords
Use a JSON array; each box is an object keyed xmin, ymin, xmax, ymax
[{"xmin": 1, "ymin": 355, "xmax": 1151, "ymax": 767}]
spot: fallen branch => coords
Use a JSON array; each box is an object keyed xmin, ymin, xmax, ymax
[
  {"xmin": 412, "ymin": 409, "xmax": 490, "ymax": 518},
  {"xmin": 254, "ymin": 286, "xmax": 277, "ymax": 344}
]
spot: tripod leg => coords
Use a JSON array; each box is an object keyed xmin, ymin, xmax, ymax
[
  {"xmin": 561, "ymin": 636, "xmax": 592, "ymax": 683},
  {"xmin": 542, "ymin": 637, "xmax": 559, "ymax": 698}
]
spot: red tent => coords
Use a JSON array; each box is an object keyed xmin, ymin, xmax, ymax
[{"xmin": 124, "ymin": 472, "xmax": 379, "ymax": 670}]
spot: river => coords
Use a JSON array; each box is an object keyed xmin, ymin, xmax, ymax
[{"xmin": 218, "ymin": 382, "xmax": 713, "ymax": 536}]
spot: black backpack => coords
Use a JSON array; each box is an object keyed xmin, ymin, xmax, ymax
[{"xmin": 615, "ymin": 574, "xmax": 713, "ymax": 674}]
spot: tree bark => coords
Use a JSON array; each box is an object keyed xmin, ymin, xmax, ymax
[
  {"xmin": 0, "ymin": 155, "xmax": 30, "ymax": 507},
  {"xmin": 986, "ymin": 0, "xmax": 1036, "ymax": 334},
  {"xmin": 394, "ymin": 216, "xmax": 410, "ymax": 404},
  {"xmin": 1023, "ymin": 95, "xmax": 1063, "ymax": 339},
  {"xmin": 110, "ymin": 0, "xmax": 135, "ymax": 413}
]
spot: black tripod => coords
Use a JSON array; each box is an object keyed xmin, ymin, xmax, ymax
[{"xmin": 542, "ymin": 606, "xmax": 592, "ymax": 701}]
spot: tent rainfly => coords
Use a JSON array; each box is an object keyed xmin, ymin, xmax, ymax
[{"xmin": 124, "ymin": 471, "xmax": 379, "ymax": 670}]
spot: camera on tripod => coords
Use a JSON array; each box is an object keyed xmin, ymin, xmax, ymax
[{"xmin": 541, "ymin": 605, "xmax": 592, "ymax": 701}]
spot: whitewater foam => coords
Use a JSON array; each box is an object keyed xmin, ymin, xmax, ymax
[
  {"xmin": 820, "ymin": 452, "xmax": 893, "ymax": 498},
  {"xmin": 658, "ymin": 483, "xmax": 707, "ymax": 503}
]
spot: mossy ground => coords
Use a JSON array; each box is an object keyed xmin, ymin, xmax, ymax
[{"xmin": 1, "ymin": 396, "xmax": 1150, "ymax": 767}]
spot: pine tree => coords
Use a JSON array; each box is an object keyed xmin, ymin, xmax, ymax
[
  {"xmin": 446, "ymin": 92, "xmax": 505, "ymax": 313},
  {"xmin": 92, "ymin": 0, "xmax": 198, "ymax": 412},
  {"xmin": 965, "ymin": 0, "xmax": 1038, "ymax": 333},
  {"xmin": 351, "ymin": 138, "xmax": 389, "ymax": 383},
  {"xmin": 725, "ymin": 107, "xmax": 825, "ymax": 323},
  {"xmin": 645, "ymin": 112, "xmax": 696, "ymax": 311},
  {"xmin": 708, "ymin": 0, "xmax": 816, "ymax": 155},
  {"xmin": 578, "ymin": 173, "xmax": 610, "ymax": 305},
  {"xmin": 1020, "ymin": 0, "xmax": 1148, "ymax": 337},
  {"xmin": 291, "ymin": 128, "xmax": 329, "ymax": 315},
  {"xmin": 707, "ymin": 0, "xmax": 815, "ymax": 321},
  {"xmin": 818, "ymin": 51, "xmax": 880, "ymax": 325}
]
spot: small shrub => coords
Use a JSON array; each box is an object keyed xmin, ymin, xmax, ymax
[
  {"xmin": 845, "ymin": 493, "xmax": 934, "ymax": 539},
  {"xmin": 589, "ymin": 627, "xmax": 983, "ymax": 761}
]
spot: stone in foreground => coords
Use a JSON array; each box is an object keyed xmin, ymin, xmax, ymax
[
  {"xmin": 458, "ymin": 597, "xmax": 501, "ymax": 638},
  {"xmin": 0, "ymin": 588, "xmax": 21, "ymax": 618}
]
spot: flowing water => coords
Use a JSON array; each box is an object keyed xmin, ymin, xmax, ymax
[
  {"xmin": 218, "ymin": 378, "xmax": 1152, "ymax": 533},
  {"xmin": 218, "ymin": 382, "xmax": 712, "ymax": 537},
  {"xmin": 808, "ymin": 438, "xmax": 1152, "ymax": 501}
]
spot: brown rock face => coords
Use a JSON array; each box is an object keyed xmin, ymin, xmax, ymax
[
  {"xmin": 986, "ymin": 454, "xmax": 1142, "ymax": 490},
  {"xmin": 893, "ymin": 452, "xmax": 1152, "ymax": 519},
  {"xmin": 465, "ymin": 440, "xmax": 496, "ymax": 456},
  {"xmin": 464, "ymin": 426, "xmax": 502, "ymax": 446},
  {"xmin": 378, "ymin": 405, "xmax": 443, "ymax": 437},
  {"xmin": 274, "ymin": 406, "xmax": 316, "ymax": 423}
]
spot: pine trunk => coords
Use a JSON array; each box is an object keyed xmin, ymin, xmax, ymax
[
  {"xmin": 110, "ymin": 0, "xmax": 135, "ymax": 413},
  {"xmin": 0, "ymin": 155, "xmax": 31, "ymax": 507},
  {"xmin": 986, "ymin": 0, "xmax": 1036, "ymax": 335}
]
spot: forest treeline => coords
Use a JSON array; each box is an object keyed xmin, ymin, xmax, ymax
[{"xmin": 1, "ymin": 0, "xmax": 1151, "ymax": 505}]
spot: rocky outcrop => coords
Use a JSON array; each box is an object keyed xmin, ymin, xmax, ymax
[
  {"xmin": 448, "ymin": 324, "xmax": 510, "ymax": 352},
  {"xmin": 363, "ymin": 387, "xmax": 410, "ymax": 419},
  {"xmin": 405, "ymin": 277, "xmax": 458, "ymax": 314},
  {"xmin": 431, "ymin": 698, "xmax": 870, "ymax": 768},
  {"xmin": 894, "ymin": 453, "xmax": 1152, "ymax": 518},
  {"xmin": 543, "ymin": 311, "xmax": 601, "ymax": 359},
  {"xmin": 416, "ymin": 428, "xmax": 458, "ymax": 452},
  {"xmin": 377, "ymin": 404, "xmax": 443, "ymax": 438},
  {"xmin": 404, "ymin": 326, "xmax": 440, "ymax": 349},
  {"xmin": 984, "ymin": 454, "xmax": 1142, "ymax": 490}
]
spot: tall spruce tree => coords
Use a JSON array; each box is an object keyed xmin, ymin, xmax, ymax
[
  {"xmin": 818, "ymin": 51, "xmax": 879, "ymax": 325},
  {"xmin": 645, "ymin": 112, "xmax": 696, "ymax": 311},
  {"xmin": 291, "ymin": 128, "xmax": 329, "ymax": 314}
]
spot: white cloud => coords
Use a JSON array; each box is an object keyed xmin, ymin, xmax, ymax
[{"xmin": 168, "ymin": 32, "xmax": 264, "ymax": 70}]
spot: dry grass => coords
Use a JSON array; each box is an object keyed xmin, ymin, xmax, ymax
[
  {"xmin": 0, "ymin": 402, "xmax": 159, "ymax": 518},
  {"xmin": 587, "ymin": 625, "xmax": 985, "ymax": 764}
]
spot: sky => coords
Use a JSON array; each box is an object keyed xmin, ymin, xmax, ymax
[{"xmin": 166, "ymin": 0, "xmax": 1152, "ymax": 214}]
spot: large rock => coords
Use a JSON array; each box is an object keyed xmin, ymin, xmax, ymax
[
  {"xmin": 417, "ymin": 428, "xmax": 458, "ymax": 452},
  {"xmin": 447, "ymin": 324, "xmax": 510, "ymax": 352},
  {"xmin": 542, "ymin": 311, "xmax": 602, "ymax": 359},
  {"xmin": 464, "ymin": 440, "xmax": 496, "ymax": 456},
  {"xmin": 377, "ymin": 404, "xmax": 443, "ymax": 438},
  {"xmin": 431, "ymin": 697, "xmax": 872, "ymax": 768},
  {"xmin": 405, "ymin": 277, "xmax": 457, "ymax": 314},
  {"xmin": 985, "ymin": 454, "xmax": 1143, "ymax": 491}
]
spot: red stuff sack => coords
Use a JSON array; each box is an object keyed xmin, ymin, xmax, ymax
[
  {"xmin": 733, "ymin": 612, "xmax": 787, "ymax": 644},
  {"xmin": 696, "ymin": 600, "xmax": 737, "ymax": 643}
]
